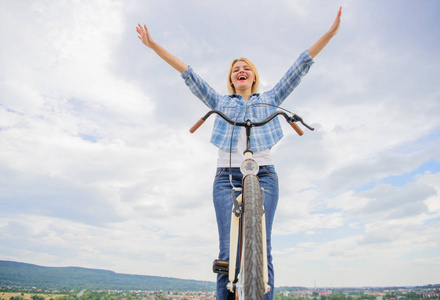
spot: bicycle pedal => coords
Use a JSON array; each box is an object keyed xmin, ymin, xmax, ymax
[{"xmin": 212, "ymin": 259, "xmax": 229, "ymax": 275}]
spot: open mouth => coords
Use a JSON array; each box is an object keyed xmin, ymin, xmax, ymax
[{"xmin": 237, "ymin": 75, "xmax": 248, "ymax": 81}]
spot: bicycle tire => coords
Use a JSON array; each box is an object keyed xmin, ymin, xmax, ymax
[{"xmin": 242, "ymin": 174, "xmax": 265, "ymax": 300}]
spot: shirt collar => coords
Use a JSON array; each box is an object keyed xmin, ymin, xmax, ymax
[{"xmin": 229, "ymin": 93, "xmax": 260, "ymax": 99}]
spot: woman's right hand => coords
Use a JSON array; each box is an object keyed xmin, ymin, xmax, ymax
[
  {"xmin": 136, "ymin": 23, "xmax": 188, "ymax": 73},
  {"xmin": 136, "ymin": 24, "xmax": 156, "ymax": 49}
]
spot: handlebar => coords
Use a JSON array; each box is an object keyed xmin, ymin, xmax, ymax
[{"xmin": 189, "ymin": 109, "xmax": 314, "ymax": 135}]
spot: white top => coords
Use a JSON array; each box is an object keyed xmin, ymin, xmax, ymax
[{"xmin": 216, "ymin": 128, "xmax": 274, "ymax": 168}]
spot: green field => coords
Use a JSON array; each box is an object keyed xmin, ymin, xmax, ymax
[{"xmin": 1, "ymin": 292, "xmax": 67, "ymax": 300}]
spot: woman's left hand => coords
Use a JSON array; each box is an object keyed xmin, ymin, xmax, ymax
[
  {"xmin": 328, "ymin": 6, "xmax": 342, "ymax": 36},
  {"xmin": 307, "ymin": 6, "xmax": 342, "ymax": 58}
]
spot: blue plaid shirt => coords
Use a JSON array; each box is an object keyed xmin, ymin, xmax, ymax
[{"xmin": 181, "ymin": 50, "xmax": 314, "ymax": 152}]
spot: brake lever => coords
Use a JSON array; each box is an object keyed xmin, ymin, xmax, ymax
[{"xmin": 292, "ymin": 114, "xmax": 315, "ymax": 131}]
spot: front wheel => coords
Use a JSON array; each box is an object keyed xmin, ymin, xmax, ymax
[{"xmin": 242, "ymin": 174, "xmax": 265, "ymax": 300}]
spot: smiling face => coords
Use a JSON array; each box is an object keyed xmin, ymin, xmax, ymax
[
  {"xmin": 230, "ymin": 61, "xmax": 255, "ymax": 94},
  {"xmin": 227, "ymin": 58, "xmax": 259, "ymax": 95},
  {"xmin": 231, "ymin": 60, "xmax": 255, "ymax": 89}
]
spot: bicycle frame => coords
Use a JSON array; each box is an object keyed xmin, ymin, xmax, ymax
[{"xmin": 190, "ymin": 107, "xmax": 314, "ymax": 299}]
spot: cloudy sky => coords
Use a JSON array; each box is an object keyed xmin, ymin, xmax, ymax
[{"xmin": 1, "ymin": 0, "xmax": 439, "ymax": 288}]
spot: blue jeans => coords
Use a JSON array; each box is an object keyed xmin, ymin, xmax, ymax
[{"xmin": 213, "ymin": 166, "xmax": 279, "ymax": 300}]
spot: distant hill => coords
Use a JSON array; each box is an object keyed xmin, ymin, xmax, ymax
[{"xmin": 0, "ymin": 260, "xmax": 215, "ymax": 291}]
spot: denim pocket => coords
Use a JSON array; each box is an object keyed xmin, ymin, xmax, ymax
[
  {"xmin": 214, "ymin": 168, "xmax": 226, "ymax": 181},
  {"xmin": 261, "ymin": 166, "xmax": 278, "ymax": 179}
]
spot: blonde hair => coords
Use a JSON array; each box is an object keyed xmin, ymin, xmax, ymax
[{"xmin": 227, "ymin": 57, "xmax": 260, "ymax": 95}]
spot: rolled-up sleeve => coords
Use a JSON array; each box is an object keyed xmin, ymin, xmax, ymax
[
  {"xmin": 181, "ymin": 66, "xmax": 220, "ymax": 109},
  {"xmin": 268, "ymin": 50, "xmax": 314, "ymax": 105}
]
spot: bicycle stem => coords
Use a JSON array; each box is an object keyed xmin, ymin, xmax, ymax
[{"xmin": 244, "ymin": 120, "xmax": 253, "ymax": 156}]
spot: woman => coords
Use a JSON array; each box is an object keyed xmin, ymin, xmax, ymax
[{"xmin": 137, "ymin": 7, "xmax": 341, "ymax": 300}]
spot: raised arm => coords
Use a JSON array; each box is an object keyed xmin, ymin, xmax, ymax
[
  {"xmin": 136, "ymin": 24, "xmax": 189, "ymax": 73},
  {"xmin": 307, "ymin": 7, "xmax": 342, "ymax": 59}
]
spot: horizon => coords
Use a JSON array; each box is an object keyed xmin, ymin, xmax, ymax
[{"xmin": 2, "ymin": 260, "xmax": 439, "ymax": 289}]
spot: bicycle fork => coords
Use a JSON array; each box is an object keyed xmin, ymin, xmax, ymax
[{"xmin": 227, "ymin": 157, "xmax": 270, "ymax": 294}]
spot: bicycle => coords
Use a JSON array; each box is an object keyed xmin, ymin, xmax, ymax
[{"xmin": 190, "ymin": 104, "xmax": 314, "ymax": 300}]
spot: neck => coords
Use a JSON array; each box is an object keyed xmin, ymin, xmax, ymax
[{"xmin": 236, "ymin": 89, "xmax": 252, "ymax": 102}]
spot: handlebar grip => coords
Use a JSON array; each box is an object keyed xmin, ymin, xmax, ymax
[
  {"xmin": 189, "ymin": 118, "xmax": 205, "ymax": 133},
  {"xmin": 290, "ymin": 122, "xmax": 304, "ymax": 136}
]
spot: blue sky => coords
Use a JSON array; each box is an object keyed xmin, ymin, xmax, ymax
[{"xmin": 1, "ymin": 0, "xmax": 439, "ymax": 288}]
